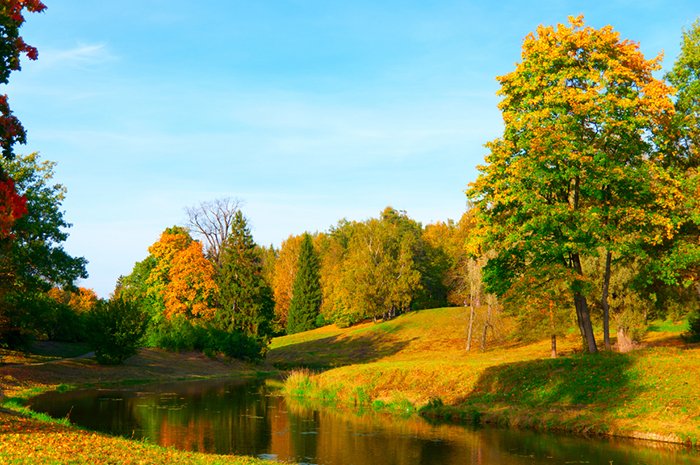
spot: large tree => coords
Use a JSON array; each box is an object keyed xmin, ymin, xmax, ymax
[
  {"xmin": 652, "ymin": 18, "xmax": 700, "ymax": 295},
  {"xmin": 117, "ymin": 226, "xmax": 217, "ymax": 325},
  {"xmin": 0, "ymin": 0, "xmax": 45, "ymax": 237},
  {"xmin": 342, "ymin": 208, "xmax": 422, "ymax": 322},
  {"xmin": 216, "ymin": 211, "xmax": 274, "ymax": 339},
  {"xmin": 468, "ymin": 16, "xmax": 676, "ymax": 353},
  {"xmin": 0, "ymin": 0, "xmax": 46, "ymax": 159},
  {"xmin": 287, "ymin": 233, "xmax": 322, "ymax": 334},
  {"xmin": 0, "ymin": 153, "xmax": 87, "ymax": 342}
]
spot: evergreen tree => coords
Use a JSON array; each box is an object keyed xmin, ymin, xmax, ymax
[
  {"xmin": 287, "ymin": 233, "xmax": 322, "ymax": 334},
  {"xmin": 216, "ymin": 211, "xmax": 274, "ymax": 339}
]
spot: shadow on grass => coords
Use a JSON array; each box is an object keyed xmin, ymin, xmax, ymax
[
  {"xmin": 470, "ymin": 352, "xmax": 640, "ymax": 407},
  {"xmin": 268, "ymin": 323, "xmax": 416, "ymax": 370},
  {"xmin": 422, "ymin": 352, "xmax": 643, "ymax": 426}
]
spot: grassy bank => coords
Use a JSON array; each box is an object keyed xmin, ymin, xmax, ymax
[
  {"xmin": 0, "ymin": 346, "xmax": 279, "ymax": 465},
  {"xmin": 270, "ymin": 307, "xmax": 700, "ymax": 446}
]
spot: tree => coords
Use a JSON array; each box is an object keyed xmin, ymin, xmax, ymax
[
  {"xmin": 416, "ymin": 221, "xmax": 451, "ymax": 309},
  {"xmin": 1, "ymin": 153, "xmax": 87, "ymax": 289},
  {"xmin": 163, "ymin": 240, "xmax": 217, "ymax": 321},
  {"xmin": 0, "ymin": 1, "xmax": 46, "ymax": 236},
  {"xmin": 316, "ymin": 223, "xmax": 354, "ymax": 326},
  {"xmin": 272, "ymin": 234, "xmax": 303, "ymax": 329},
  {"xmin": 468, "ymin": 16, "xmax": 676, "ymax": 353},
  {"xmin": 342, "ymin": 208, "xmax": 422, "ymax": 322},
  {"xmin": 0, "ymin": 153, "xmax": 87, "ymax": 343},
  {"xmin": 443, "ymin": 211, "xmax": 476, "ymax": 307},
  {"xmin": 185, "ymin": 197, "xmax": 242, "ymax": 267},
  {"xmin": 287, "ymin": 233, "xmax": 322, "ymax": 334},
  {"xmin": 649, "ymin": 18, "xmax": 700, "ymax": 297},
  {"xmin": 136, "ymin": 226, "xmax": 218, "ymax": 323},
  {"xmin": 216, "ymin": 211, "xmax": 274, "ymax": 339}
]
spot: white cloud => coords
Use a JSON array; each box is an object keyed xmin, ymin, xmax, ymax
[{"xmin": 33, "ymin": 43, "xmax": 115, "ymax": 70}]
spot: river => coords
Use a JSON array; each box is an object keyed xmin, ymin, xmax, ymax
[{"xmin": 30, "ymin": 378, "xmax": 700, "ymax": 465}]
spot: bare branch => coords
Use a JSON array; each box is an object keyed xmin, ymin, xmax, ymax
[{"xmin": 185, "ymin": 197, "xmax": 243, "ymax": 267}]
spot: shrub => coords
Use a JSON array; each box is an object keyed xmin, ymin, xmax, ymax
[
  {"xmin": 144, "ymin": 316, "xmax": 267, "ymax": 361},
  {"xmin": 684, "ymin": 310, "xmax": 700, "ymax": 343},
  {"xmin": 88, "ymin": 299, "xmax": 148, "ymax": 365}
]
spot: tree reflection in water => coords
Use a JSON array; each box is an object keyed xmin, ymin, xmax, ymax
[{"xmin": 31, "ymin": 378, "xmax": 700, "ymax": 465}]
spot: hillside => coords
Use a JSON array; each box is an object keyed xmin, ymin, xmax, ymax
[{"xmin": 269, "ymin": 307, "xmax": 700, "ymax": 446}]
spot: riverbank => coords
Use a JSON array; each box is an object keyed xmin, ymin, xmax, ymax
[
  {"xmin": 0, "ymin": 347, "xmax": 279, "ymax": 464},
  {"xmin": 270, "ymin": 307, "xmax": 700, "ymax": 447}
]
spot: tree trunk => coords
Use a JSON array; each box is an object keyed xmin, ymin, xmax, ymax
[
  {"xmin": 466, "ymin": 290, "xmax": 479, "ymax": 352},
  {"xmin": 601, "ymin": 249, "xmax": 612, "ymax": 351},
  {"xmin": 572, "ymin": 253, "xmax": 598, "ymax": 353},
  {"xmin": 466, "ymin": 306, "xmax": 475, "ymax": 351},
  {"xmin": 551, "ymin": 334, "xmax": 557, "ymax": 358},
  {"xmin": 480, "ymin": 300, "xmax": 493, "ymax": 351},
  {"xmin": 574, "ymin": 292, "xmax": 598, "ymax": 353}
]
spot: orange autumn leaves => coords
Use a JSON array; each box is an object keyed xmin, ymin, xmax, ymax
[
  {"xmin": 47, "ymin": 287, "xmax": 98, "ymax": 312},
  {"xmin": 148, "ymin": 227, "xmax": 217, "ymax": 321}
]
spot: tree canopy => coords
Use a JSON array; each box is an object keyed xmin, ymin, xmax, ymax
[{"xmin": 468, "ymin": 16, "xmax": 677, "ymax": 353}]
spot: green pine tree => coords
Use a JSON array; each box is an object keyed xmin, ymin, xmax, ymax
[
  {"xmin": 216, "ymin": 211, "xmax": 274, "ymax": 339},
  {"xmin": 287, "ymin": 233, "xmax": 322, "ymax": 334}
]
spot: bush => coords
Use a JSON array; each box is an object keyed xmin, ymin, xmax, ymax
[
  {"xmin": 204, "ymin": 327, "xmax": 268, "ymax": 362},
  {"xmin": 88, "ymin": 299, "xmax": 148, "ymax": 365},
  {"xmin": 144, "ymin": 316, "xmax": 202, "ymax": 352},
  {"xmin": 684, "ymin": 311, "xmax": 700, "ymax": 343},
  {"xmin": 144, "ymin": 316, "xmax": 267, "ymax": 362}
]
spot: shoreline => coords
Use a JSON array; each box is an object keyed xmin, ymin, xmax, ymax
[{"xmin": 0, "ymin": 348, "xmax": 281, "ymax": 465}]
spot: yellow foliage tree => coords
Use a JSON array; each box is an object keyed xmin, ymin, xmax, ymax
[
  {"xmin": 146, "ymin": 226, "xmax": 217, "ymax": 321},
  {"xmin": 163, "ymin": 241, "xmax": 217, "ymax": 320},
  {"xmin": 272, "ymin": 234, "xmax": 303, "ymax": 328}
]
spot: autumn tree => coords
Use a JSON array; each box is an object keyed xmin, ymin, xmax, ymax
[
  {"xmin": 146, "ymin": 226, "xmax": 193, "ymax": 316},
  {"xmin": 48, "ymin": 286, "xmax": 98, "ymax": 313},
  {"xmin": 117, "ymin": 226, "xmax": 217, "ymax": 333},
  {"xmin": 648, "ymin": 18, "xmax": 700, "ymax": 297},
  {"xmin": 43, "ymin": 286, "xmax": 98, "ymax": 342},
  {"xmin": 287, "ymin": 233, "xmax": 322, "ymax": 334},
  {"xmin": 315, "ymin": 226, "xmax": 353, "ymax": 325},
  {"xmin": 468, "ymin": 16, "xmax": 677, "ymax": 353},
  {"xmin": 215, "ymin": 211, "xmax": 274, "ymax": 339},
  {"xmin": 342, "ymin": 208, "xmax": 422, "ymax": 323},
  {"xmin": 0, "ymin": 1, "xmax": 45, "ymax": 237},
  {"xmin": 272, "ymin": 234, "xmax": 303, "ymax": 329},
  {"xmin": 163, "ymin": 240, "xmax": 217, "ymax": 320}
]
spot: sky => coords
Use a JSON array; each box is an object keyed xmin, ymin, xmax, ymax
[{"xmin": 4, "ymin": 0, "xmax": 698, "ymax": 297}]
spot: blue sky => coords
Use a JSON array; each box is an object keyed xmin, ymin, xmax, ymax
[{"xmin": 5, "ymin": 1, "xmax": 698, "ymax": 296}]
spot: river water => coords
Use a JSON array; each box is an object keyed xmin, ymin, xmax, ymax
[{"xmin": 30, "ymin": 378, "xmax": 700, "ymax": 465}]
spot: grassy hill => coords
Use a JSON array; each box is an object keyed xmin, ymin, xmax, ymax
[{"xmin": 269, "ymin": 307, "xmax": 700, "ymax": 446}]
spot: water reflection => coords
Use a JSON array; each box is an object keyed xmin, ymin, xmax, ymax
[{"xmin": 30, "ymin": 378, "xmax": 700, "ymax": 465}]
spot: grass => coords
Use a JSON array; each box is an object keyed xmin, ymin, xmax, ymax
[
  {"xmin": 271, "ymin": 306, "xmax": 700, "ymax": 446},
  {"xmin": 0, "ymin": 410, "xmax": 273, "ymax": 465},
  {"xmin": 0, "ymin": 348, "xmax": 280, "ymax": 465}
]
